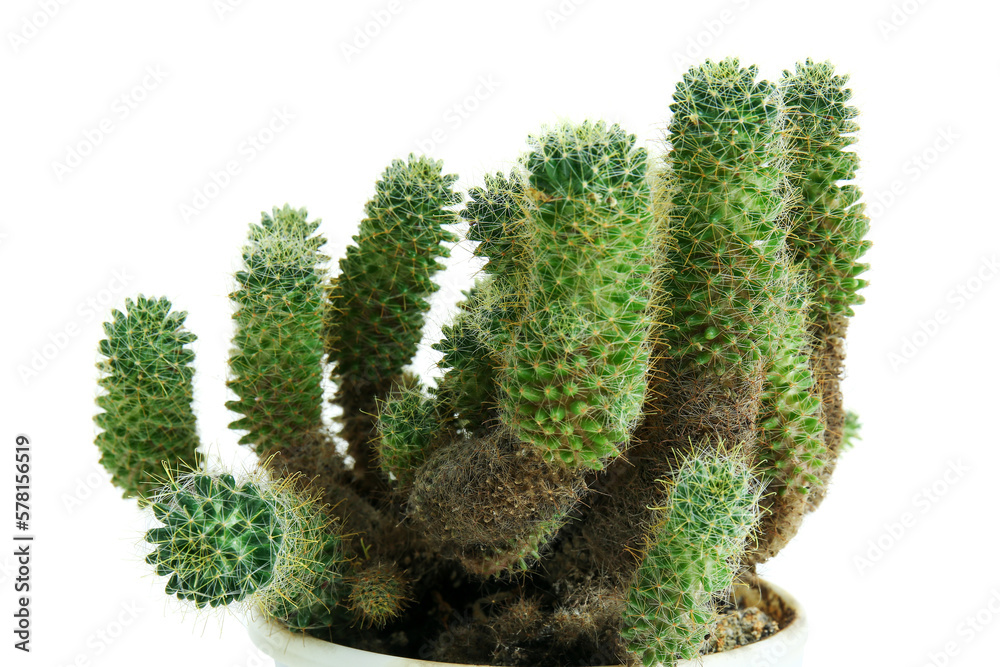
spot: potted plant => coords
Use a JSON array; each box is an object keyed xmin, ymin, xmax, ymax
[{"xmin": 92, "ymin": 57, "xmax": 869, "ymax": 667}]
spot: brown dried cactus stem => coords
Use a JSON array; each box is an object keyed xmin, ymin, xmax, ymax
[{"xmin": 805, "ymin": 313, "xmax": 849, "ymax": 510}]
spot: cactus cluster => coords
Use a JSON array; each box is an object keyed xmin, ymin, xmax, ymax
[{"xmin": 93, "ymin": 56, "xmax": 868, "ymax": 667}]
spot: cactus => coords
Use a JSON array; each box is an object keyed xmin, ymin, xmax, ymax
[
  {"xmin": 622, "ymin": 449, "xmax": 761, "ymax": 667},
  {"xmin": 144, "ymin": 472, "xmax": 348, "ymax": 630},
  {"xmin": 94, "ymin": 295, "xmax": 201, "ymax": 500},
  {"xmin": 375, "ymin": 378, "xmax": 438, "ymax": 488},
  {"xmin": 780, "ymin": 59, "xmax": 871, "ymax": 510},
  {"xmin": 429, "ymin": 170, "xmax": 530, "ymax": 431},
  {"xmin": 498, "ymin": 120, "xmax": 658, "ymax": 469},
  {"xmin": 95, "ymin": 55, "xmax": 871, "ymax": 667},
  {"xmin": 325, "ymin": 155, "xmax": 460, "ymax": 495},
  {"xmin": 429, "ymin": 287, "xmax": 500, "ymax": 431},
  {"xmin": 842, "ymin": 409, "xmax": 862, "ymax": 450},
  {"xmin": 652, "ymin": 58, "xmax": 789, "ymax": 451},
  {"xmin": 345, "ymin": 561, "xmax": 411, "ymax": 628},
  {"xmin": 406, "ymin": 428, "xmax": 585, "ymax": 578},
  {"xmin": 748, "ymin": 271, "xmax": 827, "ymax": 563},
  {"xmin": 226, "ymin": 205, "xmax": 328, "ymax": 464}
]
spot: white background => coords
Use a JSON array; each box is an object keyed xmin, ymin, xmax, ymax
[{"xmin": 2, "ymin": 1, "xmax": 999, "ymax": 665}]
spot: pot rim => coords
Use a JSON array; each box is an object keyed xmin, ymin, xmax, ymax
[{"xmin": 247, "ymin": 577, "xmax": 807, "ymax": 667}]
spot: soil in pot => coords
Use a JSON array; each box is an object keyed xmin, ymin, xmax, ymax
[{"xmin": 297, "ymin": 558, "xmax": 795, "ymax": 667}]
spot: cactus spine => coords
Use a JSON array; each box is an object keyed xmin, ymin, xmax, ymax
[
  {"xmin": 226, "ymin": 205, "xmax": 328, "ymax": 463},
  {"xmin": 94, "ymin": 295, "xmax": 201, "ymax": 499},
  {"xmin": 427, "ymin": 170, "xmax": 529, "ymax": 433},
  {"xmin": 780, "ymin": 59, "xmax": 871, "ymax": 510},
  {"xmin": 622, "ymin": 449, "xmax": 761, "ymax": 667},
  {"xmin": 375, "ymin": 378, "xmax": 438, "ymax": 488}
]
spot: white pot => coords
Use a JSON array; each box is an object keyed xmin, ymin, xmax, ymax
[{"xmin": 248, "ymin": 579, "xmax": 807, "ymax": 667}]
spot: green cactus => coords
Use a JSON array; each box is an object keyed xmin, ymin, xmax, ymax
[
  {"xmin": 748, "ymin": 271, "xmax": 827, "ymax": 563},
  {"xmin": 95, "ymin": 56, "xmax": 873, "ymax": 667},
  {"xmin": 145, "ymin": 472, "xmax": 348, "ymax": 630},
  {"xmin": 498, "ymin": 120, "xmax": 658, "ymax": 469},
  {"xmin": 660, "ymin": 58, "xmax": 788, "ymax": 380},
  {"xmin": 345, "ymin": 561, "xmax": 411, "ymax": 628},
  {"xmin": 429, "ymin": 287, "xmax": 500, "ymax": 431},
  {"xmin": 94, "ymin": 295, "xmax": 201, "ymax": 500},
  {"xmin": 430, "ymin": 170, "xmax": 530, "ymax": 431},
  {"xmin": 226, "ymin": 205, "xmax": 328, "ymax": 461},
  {"xmin": 642, "ymin": 58, "xmax": 791, "ymax": 466},
  {"xmin": 781, "ymin": 59, "xmax": 870, "ymax": 323},
  {"xmin": 622, "ymin": 449, "xmax": 761, "ymax": 667},
  {"xmin": 780, "ymin": 59, "xmax": 871, "ymax": 511},
  {"xmin": 842, "ymin": 409, "xmax": 862, "ymax": 450},
  {"xmin": 325, "ymin": 155, "xmax": 460, "ymax": 493},
  {"xmin": 464, "ymin": 169, "xmax": 529, "ymax": 278},
  {"xmin": 375, "ymin": 378, "xmax": 438, "ymax": 488}
]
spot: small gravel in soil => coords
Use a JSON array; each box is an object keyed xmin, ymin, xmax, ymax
[{"xmin": 702, "ymin": 606, "xmax": 780, "ymax": 654}]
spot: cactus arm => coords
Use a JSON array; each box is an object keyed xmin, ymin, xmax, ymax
[
  {"xmin": 225, "ymin": 205, "xmax": 328, "ymax": 464},
  {"xmin": 431, "ymin": 170, "xmax": 530, "ymax": 432},
  {"xmin": 747, "ymin": 271, "xmax": 826, "ymax": 563},
  {"xmin": 144, "ymin": 472, "xmax": 349, "ymax": 630},
  {"xmin": 375, "ymin": 377, "xmax": 439, "ymax": 488},
  {"xmin": 324, "ymin": 155, "xmax": 460, "ymax": 495},
  {"xmin": 94, "ymin": 295, "xmax": 201, "ymax": 500},
  {"xmin": 641, "ymin": 58, "xmax": 791, "ymax": 459},
  {"xmin": 500, "ymin": 120, "xmax": 658, "ymax": 470},
  {"xmin": 622, "ymin": 449, "xmax": 761, "ymax": 666},
  {"xmin": 780, "ymin": 59, "xmax": 871, "ymax": 511}
]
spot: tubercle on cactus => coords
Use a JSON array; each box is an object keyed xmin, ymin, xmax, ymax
[
  {"xmin": 94, "ymin": 295, "xmax": 201, "ymax": 500},
  {"xmin": 374, "ymin": 375, "xmax": 438, "ymax": 488},
  {"xmin": 747, "ymin": 269, "xmax": 827, "ymax": 564},
  {"xmin": 659, "ymin": 57, "xmax": 788, "ymax": 383},
  {"xmin": 425, "ymin": 170, "xmax": 529, "ymax": 434}
]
